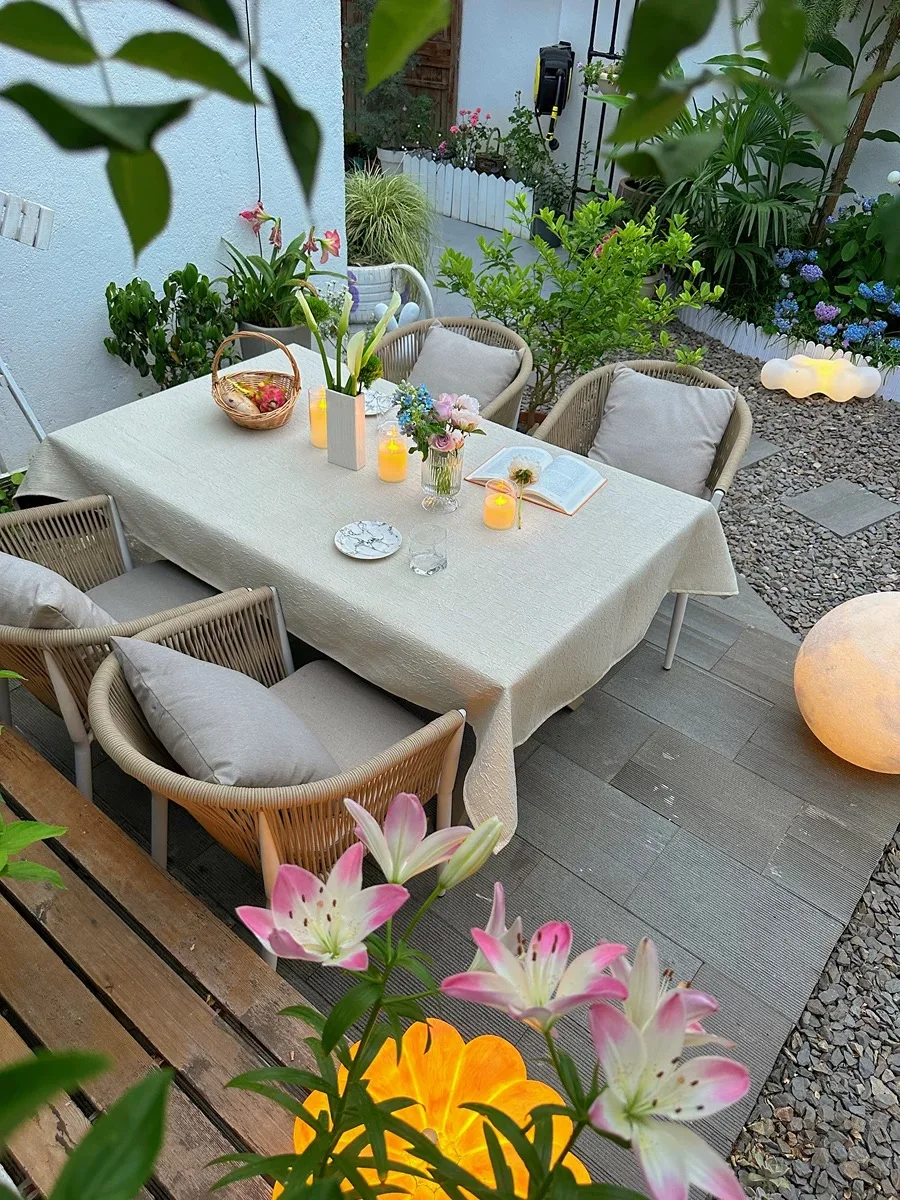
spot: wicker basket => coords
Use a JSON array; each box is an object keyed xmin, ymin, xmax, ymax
[{"xmin": 211, "ymin": 331, "xmax": 301, "ymax": 430}]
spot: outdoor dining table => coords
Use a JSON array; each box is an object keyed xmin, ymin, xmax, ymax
[{"xmin": 19, "ymin": 343, "xmax": 738, "ymax": 842}]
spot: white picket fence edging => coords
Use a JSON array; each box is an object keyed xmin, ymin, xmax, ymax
[
  {"xmin": 402, "ymin": 154, "xmax": 534, "ymax": 236},
  {"xmin": 678, "ymin": 303, "xmax": 900, "ymax": 402}
]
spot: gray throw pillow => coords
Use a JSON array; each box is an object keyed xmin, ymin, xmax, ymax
[
  {"xmin": 0, "ymin": 552, "xmax": 112, "ymax": 630},
  {"xmin": 588, "ymin": 366, "xmax": 738, "ymax": 497},
  {"xmin": 408, "ymin": 324, "xmax": 522, "ymax": 404},
  {"xmin": 111, "ymin": 637, "xmax": 338, "ymax": 788}
]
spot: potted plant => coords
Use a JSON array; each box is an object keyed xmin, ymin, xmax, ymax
[
  {"xmin": 104, "ymin": 263, "xmax": 237, "ymax": 390},
  {"xmin": 503, "ymin": 94, "xmax": 571, "ymax": 245},
  {"xmin": 223, "ymin": 205, "xmax": 343, "ymax": 360},
  {"xmin": 345, "ymin": 169, "xmax": 433, "ymax": 321}
]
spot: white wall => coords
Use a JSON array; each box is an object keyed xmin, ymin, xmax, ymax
[{"xmin": 0, "ymin": 0, "xmax": 345, "ymax": 468}]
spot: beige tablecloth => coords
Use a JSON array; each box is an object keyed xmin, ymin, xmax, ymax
[{"xmin": 21, "ymin": 345, "xmax": 737, "ymax": 840}]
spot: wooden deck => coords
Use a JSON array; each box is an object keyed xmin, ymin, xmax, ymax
[{"xmin": 0, "ymin": 730, "xmax": 317, "ymax": 1199}]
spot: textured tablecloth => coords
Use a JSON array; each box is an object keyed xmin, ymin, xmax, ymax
[{"xmin": 21, "ymin": 344, "xmax": 737, "ymax": 839}]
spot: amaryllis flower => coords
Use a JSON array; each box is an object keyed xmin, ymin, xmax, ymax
[
  {"xmin": 321, "ymin": 229, "xmax": 341, "ymax": 263},
  {"xmin": 269, "ymin": 219, "xmax": 283, "ymax": 250},
  {"xmin": 588, "ymin": 996, "xmax": 749, "ymax": 1200},
  {"xmin": 433, "ymin": 393, "xmax": 456, "ymax": 420},
  {"xmin": 450, "ymin": 124, "xmax": 460, "ymax": 134},
  {"xmin": 344, "ymin": 793, "xmax": 470, "ymax": 885},
  {"xmin": 302, "ymin": 229, "xmax": 318, "ymax": 256},
  {"xmin": 610, "ymin": 937, "xmax": 731, "ymax": 1049},
  {"xmin": 236, "ymin": 844, "xmax": 407, "ymax": 969},
  {"xmin": 240, "ymin": 201, "xmax": 267, "ymax": 234},
  {"xmin": 469, "ymin": 882, "xmax": 523, "ymax": 969},
  {"xmin": 441, "ymin": 919, "xmax": 627, "ymax": 1031}
]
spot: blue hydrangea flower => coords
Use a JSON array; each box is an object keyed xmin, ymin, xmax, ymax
[
  {"xmin": 888, "ymin": 301, "xmax": 900, "ymax": 317},
  {"xmin": 791, "ymin": 249, "xmax": 808, "ymax": 264},
  {"xmin": 825, "ymin": 215, "xmax": 837, "ymax": 225},
  {"xmin": 872, "ymin": 281, "xmax": 895, "ymax": 304},
  {"xmin": 774, "ymin": 248, "xmax": 793, "ymax": 268},
  {"xmin": 870, "ymin": 319, "xmax": 888, "ymax": 335},
  {"xmin": 817, "ymin": 324, "xmax": 838, "ymax": 340},
  {"xmin": 799, "ymin": 263, "xmax": 823, "ymax": 283},
  {"xmin": 774, "ymin": 297, "xmax": 799, "ymax": 316},
  {"xmin": 889, "ymin": 339, "xmax": 900, "ymax": 349},
  {"xmin": 806, "ymin": 250, "xmax": 819, "ymax": 262},
  {"xmin": 844, "ymin": 322, "xmax": 868, "ymax": 344},
  {"xmin": 858, "ymin": 283, "xmax": 875, "ymax": 300},
  {"xmin": 773, "ymin": 317, "xmax": 796, "ymax": 333},
  {"xmin": 861, "ymin": 197, "xmax": 875, "ymax": 213}
]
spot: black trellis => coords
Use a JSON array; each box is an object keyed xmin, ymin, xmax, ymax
[{"xmin": 570, "ymin": 0, "xmax": 636, "ymax": 212}]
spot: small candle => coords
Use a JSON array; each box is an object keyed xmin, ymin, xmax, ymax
[
  {"xmin": 377, "ymin": 420, "xmax": 408, "ymax": 483},
  {"xmin": 309, "ymin": 386, "xmax": 327, "ymax": 448},
  {"xmin": 483, "ymin": 478, "xmax": 516, "ymax": 530}
]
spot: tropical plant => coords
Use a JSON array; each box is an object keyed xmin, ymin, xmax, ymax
[
  {"xmin": 0, "ymin": 472, "xmax": 23, "ymax": 515},
  {"xmin": 345, "ymin": 169, "xmax": 433, "ymax": 273},
  {"xmin": 438, "ymin": 193, "xmax": 723, "ymax": 413},
  {"xmin": 104, "ymin": 265, "xmax": 236, "ymax": 391},
  {"xmin": 223, "ymin": 207, "xmax": 343, "ymax": 329}
]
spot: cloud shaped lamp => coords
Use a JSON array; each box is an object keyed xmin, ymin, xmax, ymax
[{"xmin": 760, "ymin": 354, "xmax": 881, "ymax": 402}]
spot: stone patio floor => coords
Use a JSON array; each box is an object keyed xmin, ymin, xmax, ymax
[{"xmin": 8, "ymin": 564, "xmax": 899, "ymax": 1195}]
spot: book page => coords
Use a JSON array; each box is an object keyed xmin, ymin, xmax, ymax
[
  {"xmin": 467, "ymin": 446, "xmax": 554, "ymax": 484},
  {"xmin": 528, "ymin": 454, "xmax": 605, "ymax": 514}
]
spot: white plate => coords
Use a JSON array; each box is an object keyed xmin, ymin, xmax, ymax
[
  {"xmin": 364, "ymin": 389, "xmax": 394, "ymax": 417},
  {"xmin": 334, "ymin": 520, "xmax": 403, "ymax": 560}
]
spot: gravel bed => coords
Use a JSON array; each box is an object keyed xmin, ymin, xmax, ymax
[
  {"xmin": 731, "ymin": 830, "xmax": 900, "ymax": 1200},
  {"xmin": 656, "ymin": 324, "xmax": 900, "ymax": 637}
]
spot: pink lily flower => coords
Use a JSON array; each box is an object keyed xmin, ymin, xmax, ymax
[
  {"xmin": 589, "ymin": 995, "xmax": 750, "ymax": 1200},
  {"xmin": 239, "ymin": 201, "xmax": 267, "ymax": 235},
  {"xmin": 441, "ymin": 919, "xmax": 628, "ymax": 1031},
  {"xmin": 344, "ymin": 793, "xmax": 470, "ymax": 885},
  {"xmin": 236, "ymin": 844, "xmax": 407, "ymax": 970},
  {"xmin": 321, "ymin": 229, "xmax": 341, "ymax": 263},
  {"xmin": 611, "ymin": 938, "xmax": 732, "ymax": 1048},
  {"xmin": 468, "ymin": 882, "xmax": 523, "ymax": 969}
]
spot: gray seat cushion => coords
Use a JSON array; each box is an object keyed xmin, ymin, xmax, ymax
[
  {"xmin": 271, "ymin": 659, "xmax": 424, "ymax": 771},
  {"xmin": 112, "ymin": 637, "xmax": 338, "ymax": 788},
  {"xmin": 408, "ymin": 324, "xmax": 522, "ymax": 405},
  {"xmin": 587, "ymin": 366, "xmax": 738, "ymax": 497},
  {"xmin": 0, "ymin": 551, "xmax": 112, "ymax": 630},
  {"xmin": 87, "ymin": 561, "xmax": 217, "ymax": 623}
]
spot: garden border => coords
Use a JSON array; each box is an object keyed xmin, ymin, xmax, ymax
[
  {"xmin": 678, "ymin": 304, "xmax": 900, "ymax": 403},
  {"xmin": 401, "ymin": 153, "xmax": 534, "ymax": 236}
]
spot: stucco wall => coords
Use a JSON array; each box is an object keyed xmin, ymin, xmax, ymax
[{"xmin": 0, "ymin": 0, "xmax": 345, "ymax": 467}]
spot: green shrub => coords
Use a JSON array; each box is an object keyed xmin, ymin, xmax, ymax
[{"xmin": 345, "ymin": 169, "xmax": 433, "ymax": 273}]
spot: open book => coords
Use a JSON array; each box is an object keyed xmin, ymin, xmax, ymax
[{"xmin": 467, "ymin": 446, "xmax": 606, "ymax": 515}]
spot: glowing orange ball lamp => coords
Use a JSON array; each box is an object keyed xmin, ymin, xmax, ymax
[
  {"xmin": 794, "ymin": 592, "xmax": 900, "ymax": 773},
  {"xmin": 273, "ymin": 1019, "xmax": 588, "ymax": 1198}
]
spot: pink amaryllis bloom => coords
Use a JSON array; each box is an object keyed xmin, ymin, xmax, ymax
[
  {"xmin": 449, "ymin": 124, "xmax": 460, "ymax": 134},
  {"xmin": 469, "ymin": 882, "xmax": 523, "ymax": 969},
  {"xmin": 240, "ymin": 201, "xmax": 267, "ymax": 235},
  {"xmin": 268, "ymin": 219, "xmax": 283, "ymax": 250},
  {"xmin": 441, "ymin": 919, "xmax": 627, "ymax": 1031},
  {"xmin": 611, "ymin": 938, "xmax": 732, "ymax": 1049},
  {"xmin": 321, "ymin": 229, "xmax": 341, "ymax": 263},
  {"xmin": 589, "ymin": 995, "xmax": 750, "ymax": 1200},
  {"xmin": 302, "ymin": 229, "xmax": 318, "ymax": 256},
  {"xmin": 344, "ymin": 793, "xmax": 470, "ymax": 885},
  {"xmin": 236, "ymin": 844, "xmax": 407, "ymax": 970}
]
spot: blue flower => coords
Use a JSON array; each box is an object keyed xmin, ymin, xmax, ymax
[
  {"xmin": 872, "ymin": 281, "xmax": 895, "ymax": 304},
  {"xmin": 825, "ymin": 215, "xmax": 837, "ymax": 225},
  {"xmin": 817, "ymin": 324, "xmax": 838, "ymax": 340},
  {"xmin": 791, "ymin": 249, "xmax": 808, "ymax": 264},
  {"xmin": 858, "ymin": 283, "xmax": 875, "ymax": 300},
  {"xmin": 844, "ymin": 322, "xmax": 868, "ymax": 344},
  {"xmin": 888, "ymin": 301, "xmax": 900, "ymax": 317},
  {"xmin": 889, "ymin": 339, "xmax": 900, "ymax": 349},
  {"xmin": 774, "ymin": 248, "xmax": 793, "ymax": 268},
  {"xmin": 774, "ymin": 297, "xmax": 799, "ymax": 318},
  {"xmin": 799, "ymin": 263, "xmax": 823, "ymax": 282},
  {"xmin": 806, "ymin": 249, "xmax": 819, "ymax": 262},
  {"xmin": 773, "ymin": 317, "xmax": 796, "ymax": 333},
  {"xmin": 861, "ymin": 197, "xmax": 876, "ymax": 213},
  {"xmin": 870, "ymin": 319, "xmax": 888, "ymax": 335}
]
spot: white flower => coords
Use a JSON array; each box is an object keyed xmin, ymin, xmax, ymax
[{"xmin": 508, "ymin": 454, "xmax": 543, "ymax": 487}]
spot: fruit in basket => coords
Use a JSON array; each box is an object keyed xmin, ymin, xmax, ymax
[{"xmin": 256, "ymin": 382, "xmax": 287, "ymax": 412}]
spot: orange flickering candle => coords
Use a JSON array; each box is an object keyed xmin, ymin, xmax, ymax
[
  {"xmin": 377, "ymin": 421, "xmax": 408, "ymax": 482},
  {"xmin": 309, "ymin": 386, "xmax": 328, "ymax": 448},
  {"xmin": 483, "ymin": 478, "xmax": 516, "ymax": 529}
]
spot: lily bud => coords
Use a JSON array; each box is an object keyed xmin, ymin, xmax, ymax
[
  {"xmin": 437, "ymin": 817, "xmax": 503, "ymax": 893},
  {"xmin": 294, "ymin": 288, "xmax": 318, "ymax": 332}
]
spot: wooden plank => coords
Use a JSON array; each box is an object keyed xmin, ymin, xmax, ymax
[
  {"xmin": 0, "ymin": 899, "xmax": 268, "ymax": 1199},
  {"xmin": 476, "ymin": 172, "xmax": 489, "ymax": 229},
  {"xmin": 0, "ymin": 730, "xmax": 317, "ymax": 1068},
  {"xmin": 0, "ymin": 827, "xmax": 292, "ymax": 1160},
  {"xmin": 441, "ymin": 162, "xmax": 454, "ymax": 217}
]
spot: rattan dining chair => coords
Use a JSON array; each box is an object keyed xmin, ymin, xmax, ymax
[
  {"xmin": 0, "ymin": 495, "xmax": 219, "ymax": 797},
  {"xmin": 378, "ymin": 316, "xmax": 533, "ymax": 429},
  {"xmin": 535, "ymin": 360, "xmax": 752, "ymax": 670},
  {"xmin": 88, "ymin": 586, "xmax": 466, "ymax": 961}
]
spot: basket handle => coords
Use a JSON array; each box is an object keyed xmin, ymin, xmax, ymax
[{"xmin": 211, "ymin": 331, "xmax": 302, "ymax": 390}]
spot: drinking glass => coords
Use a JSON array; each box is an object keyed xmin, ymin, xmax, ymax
[{"xmin": 408, "ymin": 524, "xmax": 448, "ymax": 575}]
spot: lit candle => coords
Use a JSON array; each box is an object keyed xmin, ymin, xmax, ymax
[
  {"xmin": 377, "ymin": 420, "xmax": 408, "ymax": 482},
  {"xmin": 309, "ymin": 386, "xmax": 328, "ymax": 448},
  {"xmin": 483, "ymin": 478, "xmax": 516, "ymax": 530}
]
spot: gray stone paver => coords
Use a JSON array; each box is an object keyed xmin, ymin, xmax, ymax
[{"xmin": 783, "ymin": 477, "xmax": 900, "ymax": 536}]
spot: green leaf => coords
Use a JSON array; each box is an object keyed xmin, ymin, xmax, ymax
[
  {"xmin": 841, "ymin": 238, "xmax": 859, "ymax": 261},
  {"xmin": 862, "ymin": 128, "xmax": 900, "ymax": 144},
  {"xmin": 482, "ymin": 1122, "xmax": 514, "ymax": 1193},
  {"xmin": 52, "ymin": 1068, "xmax": 172, "ymax": 1200},
  {"xmin": 653, "ymin": 129, "xmax": 722, "ymax": 183},
  {"xmin": 107, "ymin": 148, "xmax": 171, "ymax": 258},
  {"xmin": 853, "ymin": 62, "xmax": 900, "ymax": 96},
  {"xmin": 461, "ymin": 1102, "xmax": 541, "ymax": 1177},
  {"xmin": 619, "ymin": 0, "xmax": 716, "ymax": 94},
  {"xmin": 0, "ymin": 1, "xmax": 95, "ymax": 63},
  {"xmin": 278, "ymin": 1003, "xmax": 326, "ymax": 1033},
  {"xmin": 872, "ymin": 194, "xmax": 900, "ymax": 284},
  {"xmin": 114, "ymin": 32, "xmax": 255, "ymax": 103},
  {"xmin": 786, "ymin": 80, "xmax": 848, "ymax": 143},
  {"xmin": 758, "ymin": 0, "xmax": 806, "ymax": 79},
  {"xmin": 227, "ymin": 1064, "xmax": 336, "ymax": 1099},
  {"xmin": 785, "ymin": 148, "xmax": 826, "ymax": 168},
  {"xmin": 1, "ymin": 85, "xmax": 191, "ymax": 151},
  {"xmin": 0, "ymin": 1051, "xmax": 107, "ymax": 1143},
  {"xmin": 809, "ymin": 35, "xmax": 854, "ymax": 70},
  {"xmin": 577, "ymin": 1187, "xmax": 649, "ymax": 1200},
  {"xmin": 321, "ymin": 980, "xmax": 381, "ymax": 1054},
  {"xmin": 588, "ymin": 93, "xmax": 631, "ymax": 109},
  {"xmin": 0, "ymin": 818, "xmax": 65, "ymax": 854},
  {"xmin": 161, "ymin": 0, "xmax": 239, "ymax": 38},
  {"xmin": 705, "ymin": 53, "xmax": 771, "ymax": 71},
  {"xmin": 263, "ymin": 68, "xmax": 320, "ymax": 202},
  {"xmin": 610, "ymin": 82, "xmax": 692, "ymax": 144},
  {"xmin": 1, "ymin": 859, "xmax": 63, "ymax": 886},
  {"xmin": 366, "ymin": 0, "xmax": 451, "ymax": 91},
  {"xmin": 611, "ymin": 150, "xmax": 661, "ymax": 180}
]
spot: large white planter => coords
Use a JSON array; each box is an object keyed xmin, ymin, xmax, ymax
[
  {"xmin": 402, "ymin": 154, "xmax": 534, "ymax": 235},
  {"xmin": 377, "ymin": 148, "xmax": 405, "ymax": 177}
]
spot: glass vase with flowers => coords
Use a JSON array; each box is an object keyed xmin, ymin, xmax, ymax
[{"xmin": 394, "ymin": 383, "xmax": 485, "ymax": 511}]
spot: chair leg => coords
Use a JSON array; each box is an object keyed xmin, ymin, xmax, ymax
[
  {"xmin": 0, "ymin": 676, "xmax": 11, "ymax": 728},
  {"xmin": 151, "ymin": 792, "xmax": 169, "ymax": 869},
  {"xmin": 74, "ymin": 742, "xmax": 93, "ymax": 799},
  {"xmin": 663, "ymin": 593, "xmax": 689, "ymax": 670},
  {"xmin": 258, "ymin": 813, "xmax": 281, "ymax": 971}
]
